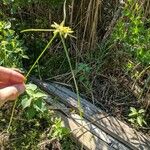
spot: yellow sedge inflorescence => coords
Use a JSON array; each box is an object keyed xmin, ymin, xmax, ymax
[{"xmin": 51, "ymin": 21, "xmax": 75, "ymax": 38}]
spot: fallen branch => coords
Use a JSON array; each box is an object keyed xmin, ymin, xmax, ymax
[{"xmin": 31, "ymin": 77, "xmax": 150, "ymax": 150}]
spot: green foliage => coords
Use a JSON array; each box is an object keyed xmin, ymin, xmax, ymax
[
  {"xmin": 62, "ymin": 137, "xmax": 81, "ymax": 150},
  {"xmin": 112, "ymin": 0, "xmax": 150, "ymax": 66},
  {"xmin": 76, "ymin": 63, "xmax": 92, "ymax": 87},
  {"xmin": 51, "ymin": 118, "xmax": 70, "ymax": 140},
  {"xmin": 0, "ymin": 108, "xmax": 78, "ymax": 149},
  {"xmin": 77, "ymin": 63, "xmax": 91, "ymax": 74},
  {"xmin": 2, "ymin": 0, "xmax": 64, "ymax": 14},
  {"xmin": 0, "ymin": 21, "xmax": 28, "ymax": 68},
  {"xmin": 0, "ymin": 111, "xmax": 51, "ymax": 149},
  {"xmin": 128, "ymin": 107, "xmax": 147, "ymax": 127},
  {"xmin": 39, "ymin": 52, "xmax": 75, "ymax": 79},
  {"xmin": 21, "ymin": 83, "xmax": 47, "ymax": 119}
]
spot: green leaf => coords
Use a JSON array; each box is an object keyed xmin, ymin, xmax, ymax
[
  {"xmin": 21, "ymin": 97, "xmax": 32, "ymax": 109},
  {"xmin": 22, "ymin": 55, "xmax": 29, "ymax": 59},
  {"xmin": 137, "ymin": 116, "xmax": 143, "ymax": 127},
  {"xmin": 128, "ymin": 107, "xmax": 138, "ymax": 117},
  {"xmin": 4, "ymin": 22, "xmax": 11, "ymax": 29},
  {"xmin": 26, "ymin": 83, "xmax": 38, "ymax": 96},
  {"xmin": 138, "ymin": 109, "xmax": 145, "ymax": 114},
  {"xmin": 79, "ymin": 76, "xmax": 85, "ymax": 82},
  {"xmin": 33, "ymin": 99, "xmax": 47, "ymax": 112},
  {"xmin": 26, "ymin": 89, "xmax": 35, "ymax": 96},
  {"xmin": 25, "ymin": 107, "xmax": 36, "ymax": 119},
  {"xmin": 128, "ymin": 111, "xmax": 137, "ymax": 117},
  {"xmin": 128, "ymin": 118, "xmax": 135, "ymax": 124},
  {"xmin": 143, "ymin": 120, "xmax": 147, "ymax": 126},
  {"xmin": 34, "ymin": 92, "xmax": 47, "ymax": 98},
  {"xmin": 26, "ymin": 83, "xmax": 37, "ymax": 91},
  {"xmin": 130, "ymin": 107, "xmax": 137, "ymax": 113}
]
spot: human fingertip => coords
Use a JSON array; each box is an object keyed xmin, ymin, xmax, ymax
[
  {"xmin": 24, "ymin": 77, "xmax": 27, "ymax": 82},
  {"xmin": 14, "ymin": 84, "xmax": 26, "ymax": 95}
]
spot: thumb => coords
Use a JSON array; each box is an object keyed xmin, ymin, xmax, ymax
[{"xmin": 0, "ymin": 84, "xmax": 25, "ymax": 107}]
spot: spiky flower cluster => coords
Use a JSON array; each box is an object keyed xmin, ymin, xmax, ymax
[{"xmin": 51, "ymin": 21, "xmax": 74, "ymax": 38}]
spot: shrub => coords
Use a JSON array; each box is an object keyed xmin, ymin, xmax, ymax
[
  {"xmin": 0, "ymin": 21, "xmax": 28, "ymax": 68},
  {"xmin": 112, "ymin": 0, "xmax": 150, "ymax": 66}
]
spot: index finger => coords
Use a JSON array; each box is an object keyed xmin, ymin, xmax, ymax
[{"xmin": 0, "ymin": 66, "xmax": 25, "ymax": 84}]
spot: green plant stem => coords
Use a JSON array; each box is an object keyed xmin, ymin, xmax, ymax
[
  {"xmin": 26, "ymin": 34, "xmax": 57, "ymax": 78},
  {"xmin": 60, "ymin": 34, "xmax": 82, "ymax": 116},
  {"xmin": 7, "ymin": 98, "xmax": 18, "ymax": 132},
  {"xmin": 21, "ymin": 29, "xmax": 52, "ymax": 33},
  {"xmin": 7, "ymin": 34, "xmax": 57, "ymax": 132},
  {"xmin": 63, "ymin": 0, "xmax": 66, "ymax": 23}
]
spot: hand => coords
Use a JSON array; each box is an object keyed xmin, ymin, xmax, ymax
[{"xmin": 0, "ymin": 66, "xmax": 25, "ymax": 107}]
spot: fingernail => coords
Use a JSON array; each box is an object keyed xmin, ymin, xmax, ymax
[{"xmin": 15, "ymin": 84, "xmax": 26, "ymax": 94}]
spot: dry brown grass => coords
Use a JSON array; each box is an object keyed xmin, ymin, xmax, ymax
[
  {"xmin": 144, "ymin": 0, "xmax": 150, "ymax": 17},
  {"xmin": 68, "ymin": 0, "xmax": 120, "ymax": 51},
  {"xmin": 68, "ymin": 0, "xmax": 102, "ymax": 51}
]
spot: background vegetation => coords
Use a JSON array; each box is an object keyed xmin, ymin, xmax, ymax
[{"xmin": 0, "ymin": 0, "xmax": 150, "ymax": 149}]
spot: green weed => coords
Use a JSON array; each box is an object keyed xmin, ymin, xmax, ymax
[
  {"xmin": 111, "ymin": 0, "xmax": 150, "ymax": 109},
  {"xmin": 112, "ymin": 0, "xmax": 150, "ymax": 66},
  {"xmin": 76, "ymin": 63, "xmax": 92, "ymax": 90},
  {"xmin": 50, "ymin": 118, "xmax": 70, "ymax": 140},
  {"xmin": 128, "ymin": 107, "xmax": 147, "ymax": 127},
  {"xmin": 0, "ymin": 21, "xmax": 28, "ymax": 68},
  {"xmin": 21, "ymin": 83, "xmax": 47, "ymax": 119}
]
